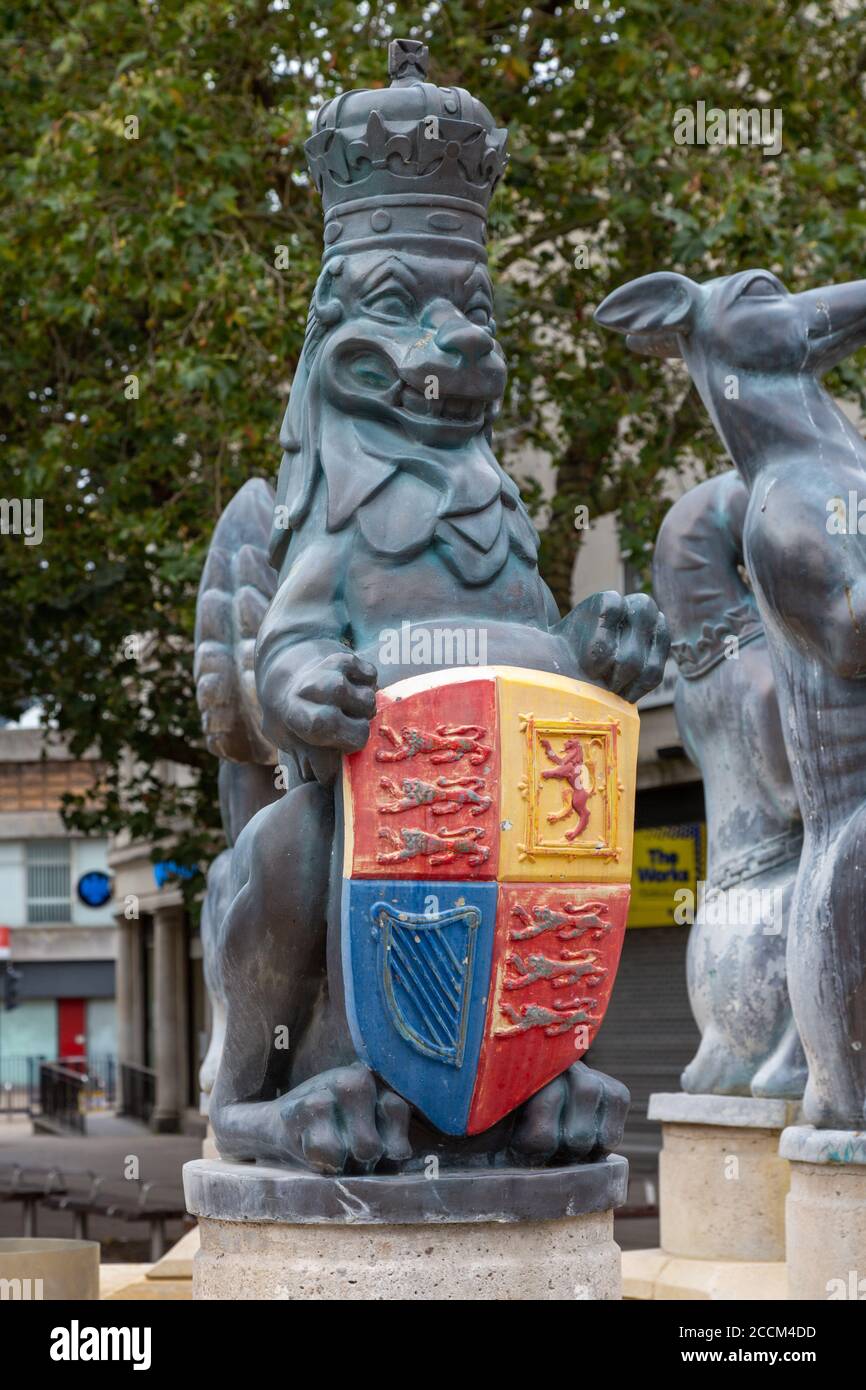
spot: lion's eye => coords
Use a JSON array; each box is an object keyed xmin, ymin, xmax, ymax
[
  {"xmin": 347, "ymin": 352, "xmax": 398, "ymax": 390},
  {"xmin": 364, "ymin": 290, "xmax": 414, "ymax": 320}
]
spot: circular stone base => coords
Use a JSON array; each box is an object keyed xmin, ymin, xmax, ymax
[
  {"xmin": 184, "ymin": 1153, "xmax": 627, "ymax": 1224},
  {"xmin": 0, "ymin": 1238, "xmax": 100, "ymax": 1300},
  {"xmin": 184, "ymin": 1157, "xmax": 627, "ymax": 1301},
  {"xmin": 649, "ymin": 1093, "xmax": 794, "ymax": 1262},
  {"xmin": 781, "ymin": 1126, "xmax": 866, "ymax": 1301},
  {"xmin": 194, "ymin": 1209, "xmax": 619, "ymax": 1301}
]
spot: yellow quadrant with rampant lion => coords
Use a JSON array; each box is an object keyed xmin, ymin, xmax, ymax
[{"xmin": 497, "ymin": 669, "xmax": 639, "ymax": 882}]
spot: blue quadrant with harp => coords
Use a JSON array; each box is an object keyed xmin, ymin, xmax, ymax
[
  {"xmin": 372, "ymin": 900, "xmax": 480, "ymax": 1065},
  {"xmin": 341, "ymin": 879, "xmax": 497, "ymax": 1133}
]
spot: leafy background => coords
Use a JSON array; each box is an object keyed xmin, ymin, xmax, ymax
[{"xmin": 2, "ymin": 0, "xmax": 866, "ymax": 872}]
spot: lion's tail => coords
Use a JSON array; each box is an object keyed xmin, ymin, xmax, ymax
[{"xmin": 194, "ymin": 477, "xmax": 277, "ymax": 764}]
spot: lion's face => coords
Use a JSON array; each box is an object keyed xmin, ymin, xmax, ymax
[
  {"xmin": 312, "ymin": 249, "xmax": 507, "ymax": 448},
  {"xmin": 561, "ymin": 738, "xmax": 585, "ymax": 758}
]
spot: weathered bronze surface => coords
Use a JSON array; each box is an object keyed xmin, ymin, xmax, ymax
[
  {"xmin": 197, "ymin": 42, "xmax": 668, "ymax": 1179},
  {"xmin": 599, "ymin": 268, "xmax": 866, "ymax": 1129},
  {"xmin": 653, "ymin": 470, "xmax": 805, "ymax": 1100}
]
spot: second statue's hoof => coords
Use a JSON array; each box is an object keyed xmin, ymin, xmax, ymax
[
  {"xmin": 681, "ymin": 1034, "xmax": 753, "ymax": 1097},
  {"xmin": 278, "ymin": 1062, "xmax": 412, "ymax": 1174}
]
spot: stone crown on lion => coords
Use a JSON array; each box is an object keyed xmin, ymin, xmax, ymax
[{"xmin": 305, "ymin": 38, "xmax": 508, "ymax": 253}]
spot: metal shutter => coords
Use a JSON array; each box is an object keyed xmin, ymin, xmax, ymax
[
  {"xmin": 585, "ymin": 924, "xmax": 699, "ymax": 1174},
  {"xmin": 26, "ymin": 840, "xmax": 72, "ymax": 923}
]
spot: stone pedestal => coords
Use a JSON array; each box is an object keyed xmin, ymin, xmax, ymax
[
  {"xmin": 781, "ymin": 1125, "xmax": 866, "ymax": 1301},
  {"xmin": 653, "ymin": 1092, "xmax": 795, "ymax": 1261},
  {"xmin": 622, "ymin": 1093, "xmax": 798, "ymax": 1300},
  {"xmin": 0, "ymin": 1238, "xmax": 100, "ymax": 1300},
  {"xmin": 184, "ymin": 1155, "xmax": 628, "ymax": 1301}
]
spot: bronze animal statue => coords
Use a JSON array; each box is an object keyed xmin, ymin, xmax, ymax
[
  {"xmin": 598, "ymin": 267, "xmax": 866, "ymax": 1128},
  {"xmin": 652, "ymin": 470, "xmax": 805, "ymax": 1099},
  {"xmin": 201, "ymin": 42, "xmax": 668, "ymax": 1173}
]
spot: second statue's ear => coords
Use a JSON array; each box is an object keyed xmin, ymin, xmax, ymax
[{"xmin": 595, "ymin": 272, "xmax": 699, "ymax": 358}]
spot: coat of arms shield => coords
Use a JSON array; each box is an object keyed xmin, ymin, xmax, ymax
[{"xmin": 341, "ymin": 666, "xmax": 639, "ymax": 1135}]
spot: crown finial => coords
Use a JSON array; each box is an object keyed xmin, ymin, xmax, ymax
[
  {"xmin": 306, "ymin": 38, "xmax": 507, "ymax": 260},
  {"xmin": 388, "ymin": 38, "xmax": 429, "ymax": 85}
]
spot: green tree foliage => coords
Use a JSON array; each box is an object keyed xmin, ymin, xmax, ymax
[{"xmin": 2, "ymin": 0, "xmax": 866, "ymax": 859}]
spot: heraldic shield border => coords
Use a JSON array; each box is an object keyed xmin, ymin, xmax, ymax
[{"xmin": 341, "ymin": 666, "xmax": 639, "ymax": 1135}]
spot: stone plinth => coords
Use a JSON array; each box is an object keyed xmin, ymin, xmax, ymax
[
  {"xmin": 0, "ymin": 1238, "xmax": 100, "ymax": 1300},
  {"xmin": 622, "ymin": 1092, "xmax": 799, "ymax": 1300},
  {"xmin": 623, "ymin": 1248, "xmax": 788, "ymax": 1302},
  {"xmin": 781, "ymin": 1125, "xmax": 866, "ymax": 1301},
  {"xmin": 650, "ymin": 1092, "xmax": 797, "ymax": 1262},
  {"xmin": 184, "ymin": 1155, "xmax": 628, "ymax": 1301}
]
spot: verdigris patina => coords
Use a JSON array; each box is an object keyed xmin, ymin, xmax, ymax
[
  {"xmin": 597, "ymin": 268, "xmax": 866, "ymax": 1130},
  {"xmin": 193, "ymin": 477, "xmax": 282, "ymax": 1106},
  {"xmin": 653, "ymin": 470, "xmax": 805, "ymax": 1099},
  {"xmin": 196, "ymin": 40, "xmax": 668, "ymax": 1187}
]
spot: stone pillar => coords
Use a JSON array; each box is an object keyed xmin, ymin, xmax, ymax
[
  {"xmin": 114, "ymin": 917, "xmax": 136, "ymax": 1114},
  {"xmin": 173, "ymin": 906, "xmax": 190, "ymax": 1119},
  {"xmin": 654, "ymin": 1093, "xmax": 793, "ymax": 1261},
  {"xmin": 184, "ymin": 1156, "xmax": 628, "ymax": 1301},
  {"xmin": 622, "ymin": 1093, "xmax": 796, "ymax": 1300},
  {"xmin": 151, "ymin": 903, "xmax": 185, "ymax": 1133},
  {"xmin": 781, "ymin": 1126, "xmax": 866, "ymax": 1301},
  {"xmin": 128, "ymin": 916, "xmax": 146, "ymax": 1068}
]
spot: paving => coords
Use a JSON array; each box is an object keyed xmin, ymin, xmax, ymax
[
  {"xmin": 0, "ymin": 1113, "xmax": 658, "ymax": 1278},
  {"xmin": 0, "ymin": 1115, "xmax": 200, "ymax": 1260}
]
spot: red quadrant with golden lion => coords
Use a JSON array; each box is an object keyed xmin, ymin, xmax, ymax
[{"xmin": 341, "ymin": 667, "xmax": 638, "ymax": 1134}]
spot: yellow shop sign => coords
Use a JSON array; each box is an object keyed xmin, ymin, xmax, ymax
[{"xmin": 628, "ymin": 824, "xmax": 705, "ymax": 928}]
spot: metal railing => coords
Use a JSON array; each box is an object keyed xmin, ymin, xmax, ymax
[
  {"xmin": 119, "ymin": 1061, "xmax": 156, "ymax": 1125},
  {"xmin": 0, "ymin": 1055, "xmax": 42, "ymax": 1116},
  {"xmin": 39, "ymin": 1063, "xmax": 86, "ymax": 1134},
  {"xmin": 55, "ymin": 1054, "xmax": 117, "ymax": 1110},
  {"xmin": 0, "ymin": 1054, "xmax": 117, "ymax": 1117}
]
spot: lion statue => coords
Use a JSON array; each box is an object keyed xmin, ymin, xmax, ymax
[{"xmin": 198, "ymin": 40, "xmax": 668, "ymax": 1173}]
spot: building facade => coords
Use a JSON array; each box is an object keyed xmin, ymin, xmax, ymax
[
  {"xmin": 0, "ymin": 723, "xmax": 116, "ymax": 1081},
  {"xmin": 108, "ymin": 768, "xmax": 207, "ymax": 1135}
]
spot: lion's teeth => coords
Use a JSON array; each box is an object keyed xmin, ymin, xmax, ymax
[
  {"xmin": 398, "ymin": 385, "xmax": 488, "ymax": 424},
  {"xmin": 402, "ymin": 386, "xmax": 426, "ymax": 414}
]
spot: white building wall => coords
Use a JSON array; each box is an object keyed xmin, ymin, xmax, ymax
[
  {"xmin": 0, "ymin": 840, "xmax": 26, "ymax": 926},
  {"xmin": 86, "ymin": 998, "xmax": 117, "ymax": 1054},
  {"xmin": 0, "ymin": 838, "xmax": 113, "ymax": 929},
  {"xmin": 71, "ymin": 839, "xmax": 113, "ymax": 927},
  {"xmin": 571, "ymin": 512, "xmax": 624, "ymax": 606},
  {"xmin": 0, "ymin": 999, "xmax": 57, "ymax": 1058}
]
